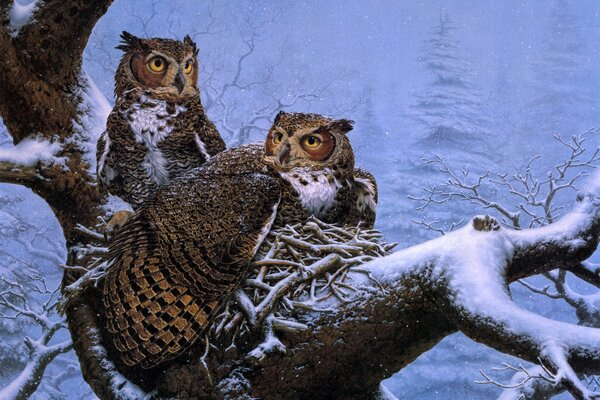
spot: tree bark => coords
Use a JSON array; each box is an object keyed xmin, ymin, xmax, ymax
[{"xmin": 0, "ymin": 0, "xmax": 113, "ymax": 243}]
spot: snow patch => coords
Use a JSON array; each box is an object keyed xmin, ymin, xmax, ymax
[
  {"xmin": 101, "ymin": 194, "xmax": 134, "ymax": 214},
  {"xmin": 0, "ymin": 138, "xmax": 61, "ymax": 166},
  {"xmin": 0, "ymin": 210, "xmax": 26, "ymax": 236},
  {"xmin": 379, "ymin": 383, "xmax": 400, "ymax": 400},
  {"xmin": 72, "ymin": 72, "xmax": 112, "ymax": 174},
  {"xmin": 8, "ymin": 0, "xmax": 39, "ymax": 37},
  {"xmin": 87, "ymin": 328, "xmax": 154, "ymax": 400}
]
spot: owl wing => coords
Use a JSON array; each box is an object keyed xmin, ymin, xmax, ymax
[
  {"xmin": 200, "ymin": 143, "xmax": 266, "ymax": 174},
  {"xmin": 350, "ymin": 168, "xmax": 378, "ymax": 229},
  {"xmin": 96, "ymin": 98, "xmax": 159, "ymax": 209},
  {"xmin": 194, "ymin": 112, "xmax": 226, "ymax": 157},
  {"xmin": 102, "ymin": 169, "xmax": 280, "ymax": 369}
]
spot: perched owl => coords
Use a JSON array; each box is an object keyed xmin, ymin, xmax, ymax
[
  {"xmin": 99, "ymin": 111, "xmax": 376, "ymax": 371},
  {"xmin": 96, "ymin": 31, "xmax": 225, "ymax": 209},
  {"xmin": 204, "ymin": 111, "xmax": 378, "ymax": 229}
]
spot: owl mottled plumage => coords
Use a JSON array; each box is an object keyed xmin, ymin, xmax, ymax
[
  {"xmin": 102, "ymin": 170, "xmax": 280, "ymax": 368},
  {"xmin": 99, "ymin": 111, "xmax": 376, "ymax": 370},
  {"xmin": 97, "ymin": 32, "xmax": 225, "ymax": 209}
]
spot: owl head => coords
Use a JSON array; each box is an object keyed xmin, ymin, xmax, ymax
[
  {"xmin": 114, "ymin": 31, "xmax": 199, "ymax": 98},
  {"xmin": 264, "ymin": 111, "xmax": 355, "ymax": 174}
]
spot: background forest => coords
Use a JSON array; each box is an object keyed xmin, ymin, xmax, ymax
[{"xmin": 0, "ymin": 0, "xmax": 599, "ymax": 398}]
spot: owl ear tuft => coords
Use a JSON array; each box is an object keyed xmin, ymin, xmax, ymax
[
  {"xmin": 274, "ymin": 110, "xmax": 287, "ymax": 124},
  {"xmin": 116, "ymin": 31, "xmax": 145, "ymax": 52},
  {"xmin": 330, "ymin": 119, "xmax": 354, "ymax": 134},
  {"xmin": 184, "ymin": 35, "xmax": 198, "ymax": 56}
]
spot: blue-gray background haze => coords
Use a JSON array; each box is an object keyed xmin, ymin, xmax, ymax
[{"xmin": 0, "ymin": 0, "xmax": 599, "ymax": 398}]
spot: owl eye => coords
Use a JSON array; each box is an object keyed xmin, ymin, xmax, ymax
[
  {"xmin": 147, "ymin": 56, "xmax": 166, "ymax": 73},
  {"xmin": 272, "ymin": 132, "xmax": 284, "ymax": 144},
  {"xmin": 184, "ymin": 60, "xmax": 194, "ymax": 74},
  {"xmin": 302, "ymin": 135, "xmax": 322, "ymax": 148}
]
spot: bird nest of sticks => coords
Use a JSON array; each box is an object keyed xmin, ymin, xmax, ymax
[
  {"xmin": 208, "ymin": 216, "xmax": 395, "ymax": 364},
  {"xmin": 63, "ymin": 216, "xmax": 395, "ymax": 380}
]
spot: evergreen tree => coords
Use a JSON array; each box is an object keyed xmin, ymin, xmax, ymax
[
  {"xmin": 408, "ymin": 14, "xmax": 494, "ymax": 167},
  {"xmin": 380, "ymin": 14, "xmax": 496, "ymax": 245},
  {"xmin": 352, "ymin": 87, "xmax": 388, "ymax": 169},
  {"xmin": 519, "ymin": 0, "xmax": 597, "ymax": 152}
]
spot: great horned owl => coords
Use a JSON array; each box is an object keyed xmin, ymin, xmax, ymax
[
  {"xmin": 99, "ymin": 111, "xmax": 376, "ymax": 371},
  {"xmin": 205, "ymin": 111, "xmax": 378, "ymax": 229},
  {"xmin": 96, "ymin": 31, "xmax": 225, "ymax": 209}
]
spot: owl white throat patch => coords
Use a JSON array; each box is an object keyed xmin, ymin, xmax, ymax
[
  {"xmin": 124, "ymin": 95, "xmax": 186, "ymax": 185},
  {"xmin": 280, "ymin": 168, "xmax": 341, "ymax": 216}
]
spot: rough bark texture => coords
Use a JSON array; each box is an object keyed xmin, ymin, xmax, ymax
[
  {"xmin": 0, "ymin": 0, "xmax": 113, "ymax": 243},
  {"xmin": 0, "ymin": 1, "xmax": 116, "ymax": 397}
]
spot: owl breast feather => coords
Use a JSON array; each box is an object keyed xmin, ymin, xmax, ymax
[
  {"xmin": 279, "ymin": 168, "xmax": 342, "ymax": 217},
  {"xmin": 124, "ymin": 99, "xmax": 186, "ymax": 185}
]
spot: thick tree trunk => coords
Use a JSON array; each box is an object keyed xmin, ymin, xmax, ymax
[{"xmin": 0, "ymin": 0, "xmax": 113, "ymax": 243}]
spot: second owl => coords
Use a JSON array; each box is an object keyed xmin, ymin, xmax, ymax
[{"xmin": 97, "ymin": 32, "xmax": 225, "ymax": 209}]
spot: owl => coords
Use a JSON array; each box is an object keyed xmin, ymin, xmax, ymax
[
  {"xmin": 99, "ymin": 111, "xmax": 376, "ymax": 371},
  {"xmin": 205, "ymin": 111, "xmax": 378, "ymax": 229},
  {"xmin": 96, "ymin": 31, "xmax": 226, "ymax": 209}
]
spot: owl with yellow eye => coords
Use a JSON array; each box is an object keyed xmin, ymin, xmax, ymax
[
  {"xmin": 202, "ymin": 111, "xmax": 378, "ymax": 229},
  {"xmin": 97, "ymin": 31, "xmax": 225, "ymax": 209}
]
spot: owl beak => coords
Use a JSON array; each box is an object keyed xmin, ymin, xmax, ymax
[
  {"xmin": 278, "ymin": 143, "xmax": 290, "ymax": 166},
  {"xmin": 173, "ymin": 71, "xmax": 186, "ymax": 94}
]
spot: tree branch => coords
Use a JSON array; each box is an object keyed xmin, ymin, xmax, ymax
[
  {"xmin": 0, "ymin": 161, "xmax": 40, "ymax": 185},
  {"xmin": 15, "ymin": 0, "xmax": 114, "ymax": 86},
  {"xmin": 0, "ymin": 276, "xmax": 73, "ymax": 400}
]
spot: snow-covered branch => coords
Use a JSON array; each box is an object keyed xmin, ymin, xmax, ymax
[
  {"xmin": 408, "ymin": 130, "xmax": 600, "ymax": 398},
  {"xmin": 63, "ymin": 168, "xmax": 600, "ymax": 399},
  {"xmin": 480, "ymin": 364, "xmax": 566, "ymax": 400},
  {"xmin": 410, "ymin": 130, "xmax": 599, "ymax": 231},
  {"xmin": 0, "ymin": 275, "xmax": 72, "ymax": 400},
  {"xmin": 0, "ymin": 161, "xmax": 40, "ymax": 186}
]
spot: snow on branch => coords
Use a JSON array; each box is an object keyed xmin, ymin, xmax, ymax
[
  {"xmin": 0, "ymin": 137, "xmax": 63, "ymax": 186},
  {"xmin": 407, "ymin": 129, "xmax": 600, "ymax": 398},
  {"xmin": 7, "ymin": 0, "xmax": 39, "ymax": 37},
  {"xmin": 61, "ymin": 167, "xmax": 600, "ymax": 399},
  {"xmin": 0, "ymin": 137, "xmax": 62, "ymax": 166},
  {"xmin": 0, "ymin": 274, "xmax": 72, "ymax": 400}
]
